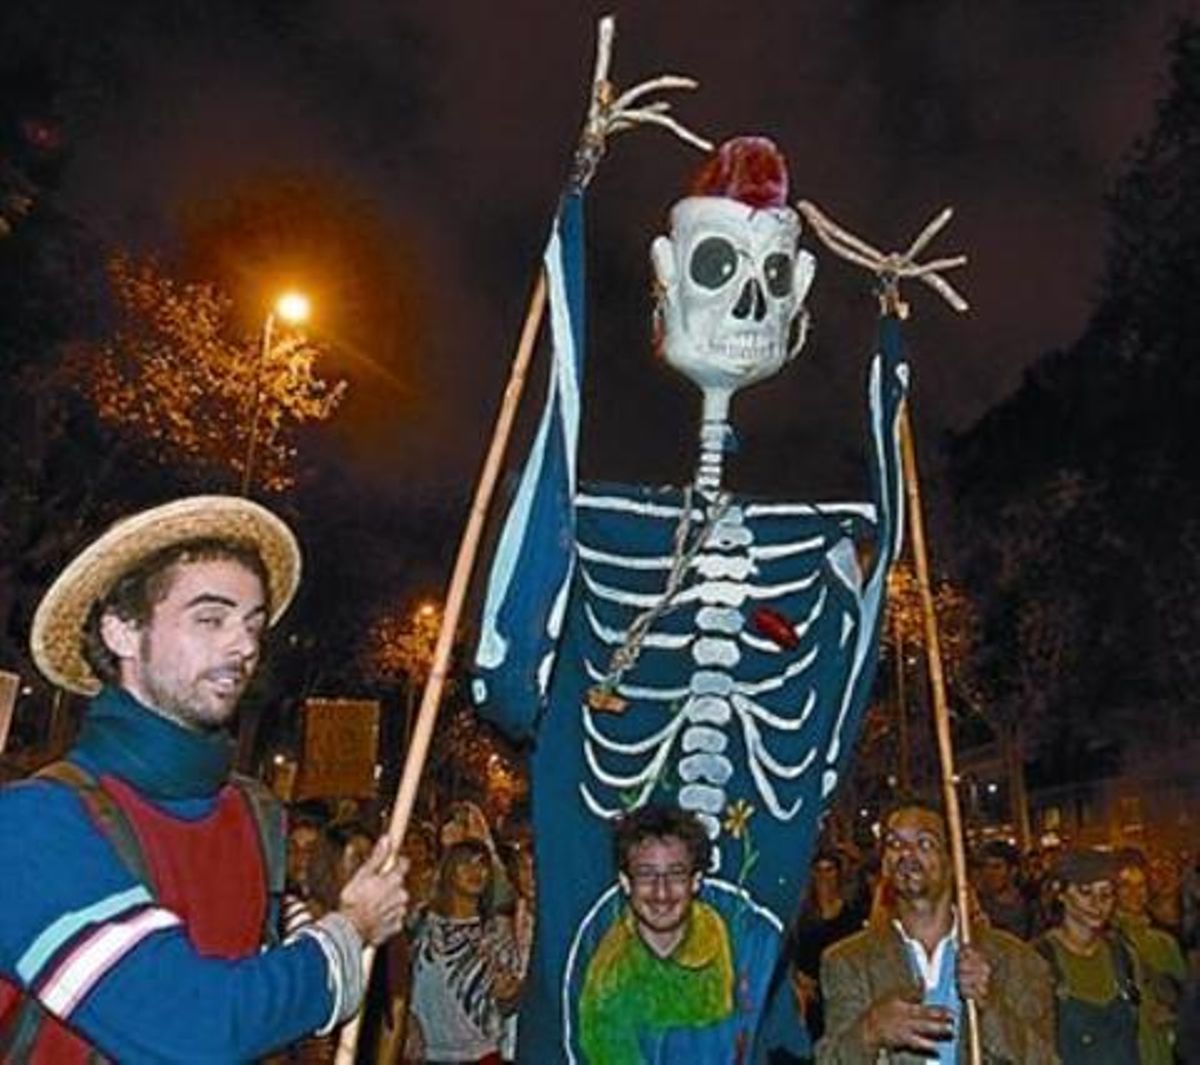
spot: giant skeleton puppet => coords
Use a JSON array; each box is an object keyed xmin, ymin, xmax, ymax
[{"xmin": 471, "ymin": 56, "xmax": 965, "ymax": 1063}]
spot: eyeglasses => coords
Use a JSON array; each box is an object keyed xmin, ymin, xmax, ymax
[{"xmin": 629, "ymin": 867, "xmax": 695, "ymax": 888}]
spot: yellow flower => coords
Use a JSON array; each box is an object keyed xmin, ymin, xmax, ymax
[{"xmin": 723, "ymin": 799, "xmax": 755, "ymax": 840}]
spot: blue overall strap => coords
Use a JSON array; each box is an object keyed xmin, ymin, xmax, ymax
[{"xmin": 229, "ymin": 771, "xmax": 287, "ymax": 947}]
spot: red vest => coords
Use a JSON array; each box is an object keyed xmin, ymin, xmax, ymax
[{"xmin": 0, "ymin": 776, "xmax": 268, "ymax": 1063}]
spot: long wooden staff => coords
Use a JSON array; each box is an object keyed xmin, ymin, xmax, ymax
[
  {"xmin": 797, "ymin": 201, "xmax": 977, "ymax": 1063},
  {"xmin": 899, "ymin": 401, "xmax": 983, "ymax": 1065},
  {"xmin": 331, "ymin": 267, "xmax": 546, "ymax": 1063},
  {"xmin": 332, "ymin": 270, "xmax": 546, "ymax": 1064},
  {"xmin": 334, "ymin": 18, "xmax": 710, "ymax": 1062}
]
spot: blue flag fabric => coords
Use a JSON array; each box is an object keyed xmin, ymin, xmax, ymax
[
  {"xmin": 474, "ymin": 190, "xmax": 587, "ymax": 741},
  {"xmin": 473, "ymin": 189, "xmax": 908, "ymax": 1063}
]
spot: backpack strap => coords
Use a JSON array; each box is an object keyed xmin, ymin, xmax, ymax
[
  {"xmin": 229, "ymin": 771, "xmax": 287, "ymax": 948},
  {"xmin": 0, "ymin": 990, "xmax": 52, "ymax": 1062},
  {"xmin": 36, "ymin": 760, "xmax": 152, "ymax": 887},
  {"xmin": 0, "ymin": 996, "xmax": 109, "ymax": 1063},
  {"xmin": 0, "ymin": 762, "xmax": 135, "ymax": 1063}
]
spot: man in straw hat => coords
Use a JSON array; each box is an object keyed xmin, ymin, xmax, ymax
[{"xmin": 0, "ymin": 495, "xmax": 409, "ymax": 1061}]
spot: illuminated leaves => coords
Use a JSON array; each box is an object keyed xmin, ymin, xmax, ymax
[
  {"xmin": 886, "ymin": 561, "xmax": 982, "ymax": 713},
  {"xmin": 63, "ymin": 253, "xmax": 345, "ymax": 491},
  {"xmin": 359, "ymin": 601, "xmax": 442, "ymax": 685}
]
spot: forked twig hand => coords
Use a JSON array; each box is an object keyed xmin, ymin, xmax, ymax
[
  {"xmin": 572, "ymin": 16, "xmax": 712, "ymax": 189},
  {"xmin": 797, "ymin": 199, "xmax": 969, "ymax": 316}
]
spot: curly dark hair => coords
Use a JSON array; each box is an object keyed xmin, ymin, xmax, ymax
[
  {"xmin": 81, "ymin": 537, "xmax": 270, "ymax": 687},
  {"xmin": 613, "ymin": 804, "xmax": 711, "ymax": 875}
]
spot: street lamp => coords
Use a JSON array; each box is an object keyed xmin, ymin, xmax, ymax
[{"xmin": 241, "ymin": 291, "xmax": 310, "ymax": 495}]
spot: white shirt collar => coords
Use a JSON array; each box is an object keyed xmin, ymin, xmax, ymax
[{"xmin": 892, "ymin": 909, "xmax": 959, "ymax": 989}]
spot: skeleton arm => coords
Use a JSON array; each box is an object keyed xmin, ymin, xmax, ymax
[
  {"xmin": 819, "ymin": 313, "xmax": 909, "ymax": 800},
  {"xmin": 472, "ymin": 194, "xmax": 585, "ymax": 739},
  {"xmin": 473, "ymin": 20, "xmax": 710, "ymax": 738}
]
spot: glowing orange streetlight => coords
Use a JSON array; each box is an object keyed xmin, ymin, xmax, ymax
[{"xmin": 241, "ymin": 291, "xmax": 311, "ymax": 495}]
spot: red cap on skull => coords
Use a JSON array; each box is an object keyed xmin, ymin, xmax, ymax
[{"xmin": 690, "ymin": 136, "xmax": 789, "ymax": 209}]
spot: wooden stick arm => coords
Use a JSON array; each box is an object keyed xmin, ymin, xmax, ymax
[
  {"xmin": 339, "ymin": 18, "xmax": 707, "ymax": 1059},
  {"xmin": 796, "ymin": 198, "xmax": 971, "ymax": 314},
  {"xmin": 571, "ymin": 16, "xmax": 711, "ymax": 190},
  {"xmin": 899, "ymin": 405, "xmax": 983, "ymax": 1065}
]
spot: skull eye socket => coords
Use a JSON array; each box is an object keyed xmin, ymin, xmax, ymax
[
  {"xmin": 689, "ymin": 237, "xmax": 739, "ymax": 290},
  {"xmin": 764, "ymin": 253, "xmax": 794, "ymax": 298}
]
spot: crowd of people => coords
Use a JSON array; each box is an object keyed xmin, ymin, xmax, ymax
[
  {"xmin": 2, "ymin": 495, "xmax": 1197, "ymax": 1063},
  {"xmin": 276, "ymin": 786, "xmax": 1200, "ymax": 1063},
  {"xmin": 279, "ymin": 797, "xmax": 534, "ymax": 1063},
  {"xmin": 785, "ymin": 817, "xmax": 1200, "ymax": 1063}
]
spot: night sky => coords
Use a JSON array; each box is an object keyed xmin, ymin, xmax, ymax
[{"xmin": 5, "ymin": 0, "xmax": 1197, "ymax": 540}]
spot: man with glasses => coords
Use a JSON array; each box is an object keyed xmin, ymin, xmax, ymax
[{"xmin": 576, "ymin": 804, "xmax": 781, "ymax": 1063}]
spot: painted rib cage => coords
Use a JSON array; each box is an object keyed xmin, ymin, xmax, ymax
[{"xmin": 574, "ymin": 488, "xmax": 876, "ymax": 866}]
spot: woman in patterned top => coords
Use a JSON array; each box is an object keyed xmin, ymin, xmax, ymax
[{"xmin": 407, "ymin": 839, "xmax": 522, "ymax": 1063}]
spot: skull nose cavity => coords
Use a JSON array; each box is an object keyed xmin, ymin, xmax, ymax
[{"xmin": 733, "ymin": 278, "xmax": 766, "ymax": 321}]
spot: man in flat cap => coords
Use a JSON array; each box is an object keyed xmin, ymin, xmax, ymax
[
  {"xmin": 817, "ymin": 798, "xmax": 1056, "ymax": 1063},
  {"xmin": 0, "ymin": 496, "xmax": 408, "ymax": 1061}
]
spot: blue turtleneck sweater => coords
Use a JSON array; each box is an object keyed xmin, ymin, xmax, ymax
[
  {"xmin": 73, "ymin": 686, "xmax": 235, "ymax": 802},
  {"xmin": 0, "ymin": 687, "xmax": 332, "ymax": 1062}
]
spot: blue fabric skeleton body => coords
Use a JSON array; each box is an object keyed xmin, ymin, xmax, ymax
[{"xmin": 473, "ymin": 190, "xmax": 908, "ymax": 1061}]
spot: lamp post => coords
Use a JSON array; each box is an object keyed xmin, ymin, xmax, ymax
[{"xmin": 241, "ymin": 291, "xmax": 310, "ymax": 495}]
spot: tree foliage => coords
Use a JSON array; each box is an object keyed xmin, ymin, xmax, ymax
[
  {"xmin": 63, "ymin": 253, "xmax": 346, "ymax": 492},
  {"xmin": 359, "ymin": 601, "xmax": 443, "ymax": 687},
  {"xmin": 950, "ymin": 18, "xmax": 1200, "ymax": 778},
  {"xmin": 885, "ymin": 561, "xmax": 982, "ymax": 714}
]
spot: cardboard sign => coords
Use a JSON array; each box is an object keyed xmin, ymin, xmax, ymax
[
  {"xmin": 294, "ymin": 698, "xmax": 380, "ymax": 800},
  {"xmin": 0, "ymin": 672, "xmax": 19, "ymax": 754}
]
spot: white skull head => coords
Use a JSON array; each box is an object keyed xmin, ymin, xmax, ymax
[{"xmin": 652, "ymin": 196, "xmax": 815, "ymax": 418}]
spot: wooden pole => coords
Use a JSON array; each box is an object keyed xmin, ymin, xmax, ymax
[
  {"xmin": 0, "ymin": 671, "xmax": 19, "ymax": 756},
  {"xmin": 898, "ymin": 403, "xmax": 983, "ymax": 1065},
  {"xmin": 334, "ymin": 271, "xmax": 548, "ymax": 1063},
  {"xmin": 892, "ymin": 619, "xmax": 911, "ymax": 791},
  {"xmin": 383, "ymin": 266, "xmax": 546, "ymax": 852}
]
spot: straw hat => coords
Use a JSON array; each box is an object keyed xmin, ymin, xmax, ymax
[{"xmin": 30, "ymin": 495, "xmax": 302, "ymax": 696}]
